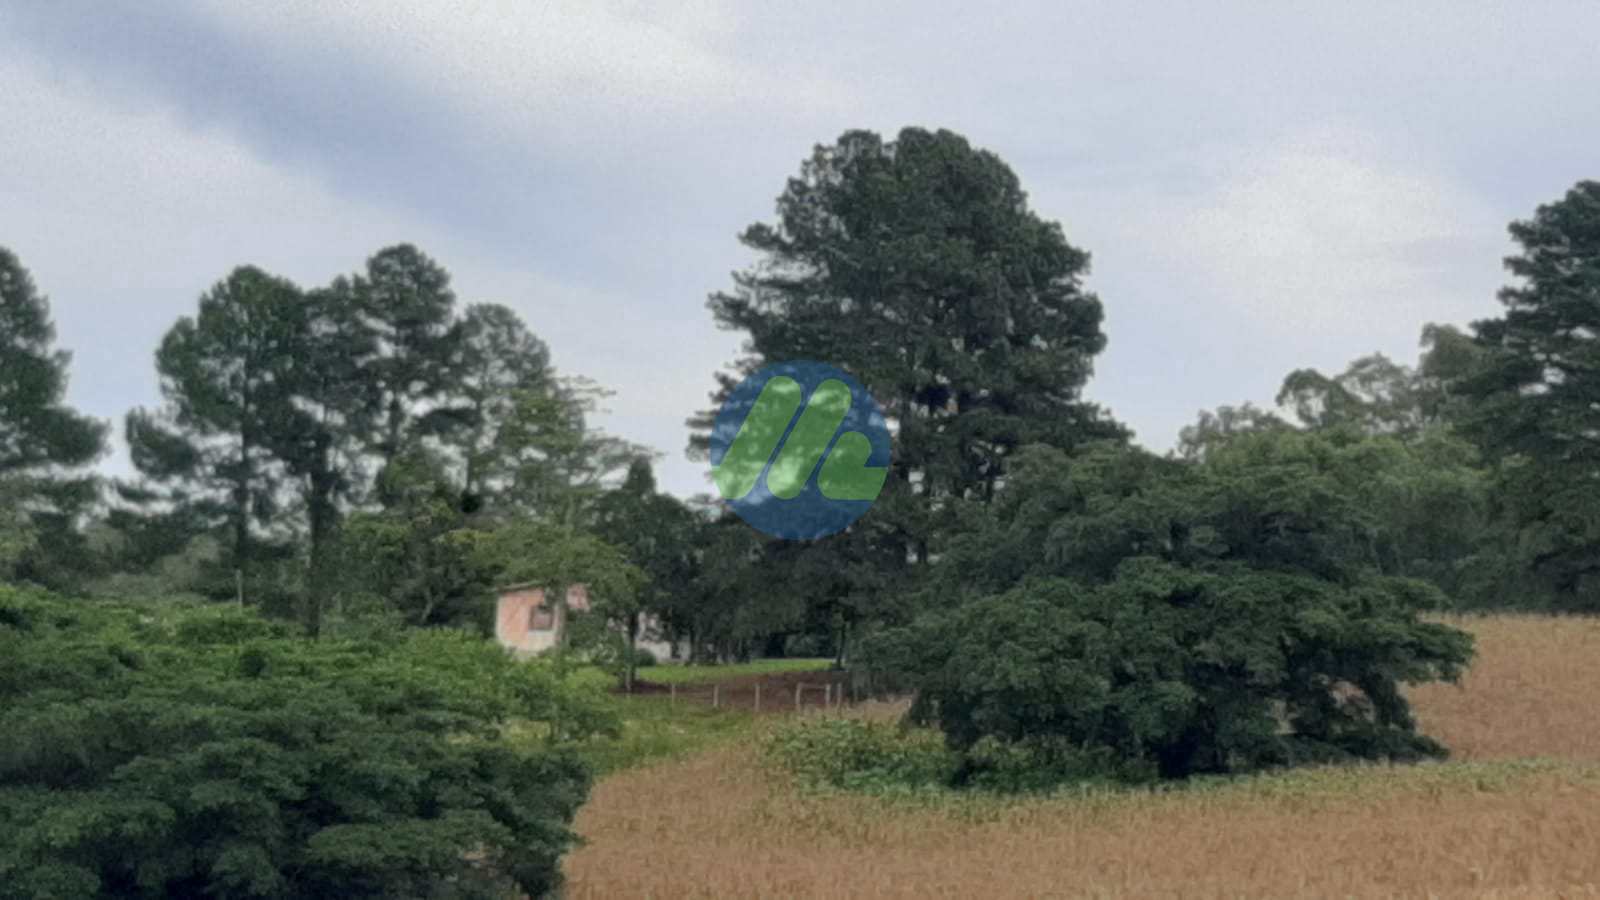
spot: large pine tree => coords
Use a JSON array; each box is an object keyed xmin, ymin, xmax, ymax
[
  {"xmin": 355, "ymin": 244, "xmax": 462, "ymax": 476},
  {"xmin": 1455, "ymin": 180, "xmax": 1600, "ymax": 608},
  {"xmin": 0, "ymin": 247, "xmax": 106, "ymax": 581},
  {"xmin": 127, "ymin": 266, "xmax": 302, "ymax": 581},
  {"xmin": 695, "ymin": 127, "xmax": 1122, "ymax": 562}
]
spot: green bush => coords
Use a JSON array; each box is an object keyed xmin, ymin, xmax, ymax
[
  {"xmin": 764, "ymin": 717, "xmax": 957, "ymax": 792},
  {"xmin": 869, "ymin": 437, "xmax": 1476, "ymax": 786},
  {"xmin": 0, "ymin": 585, "xmax": 606, "ymax": 899}
]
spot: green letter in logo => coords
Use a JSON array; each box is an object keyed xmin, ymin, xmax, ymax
[{"xmin": 709, "ymin": 362, "xmax": 890, "ymax": 539}]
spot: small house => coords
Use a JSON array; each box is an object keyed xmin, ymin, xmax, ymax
[{"xmin": 493, "ymin": 582, "xmax": 685, "ymax": 662}]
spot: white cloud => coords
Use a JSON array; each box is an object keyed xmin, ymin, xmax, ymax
[
  {"xmin": 1178, "ymin": 125, "xmax": 1505, "ymax": 340},
  {"xmin": 0, "ymin": 50, "xmax": 739, "ymax": 495}
]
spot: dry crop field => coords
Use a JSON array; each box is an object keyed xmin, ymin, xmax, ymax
[{"xmin": 564, "ymin": 615, "xmax": 1600, "ymax": 898}]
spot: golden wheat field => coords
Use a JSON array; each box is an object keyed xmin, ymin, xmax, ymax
[{"xmin": 562, "ymin": 615, "xmax": 1600, "ymax": 898}]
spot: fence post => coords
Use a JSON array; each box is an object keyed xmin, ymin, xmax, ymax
[
  {"xmin": 713, "ymin": 685, "xmax": 720, "ymax": 709},
  {"xmin": 795, "ymin": 682, "xmax": 803, "ymax": 711},
  {"xmin": 824, "ymin": 684, "xmax": 832, "ymax": 708},
  {"xmin": 670, "ymin": 683, "xmax": 676, "ymax": 705},
  {"xmin": 754, "ymin": 682, "xmax": 761, "ymax": 713}
]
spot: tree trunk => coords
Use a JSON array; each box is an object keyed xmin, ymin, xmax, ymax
[
  {"xmin": 304, "ymin": 463, "xmax": 338, "ymax": 638},
  {"xmin": 834, "ymin": 614, "xmax": 850, "ymax": 669},
  {"xmin": 624, "ymin": 612, "xmax": 639, "ymax": 692}
]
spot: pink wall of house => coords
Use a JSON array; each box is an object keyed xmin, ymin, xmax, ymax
[
  {"xmin": 493, "ymin": 585, "xmax": 588, "ymax": 656},
  {"xmin": 492, "ymin": 583, "xmax": 683, "ymax": 661}
]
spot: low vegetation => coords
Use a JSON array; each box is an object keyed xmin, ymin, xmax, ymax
[
  {"xmin": 0, "ymin": 587, "xmax": 603, "ymax": 899},
  {"xmin": 2, "ymin": 126, "xmax": 1599, "ymax": 898},
  {"xmin": 567, "ymin": 614, "xmax": 1600, "ymax": 897},
  {"xmin": 637, "ymin": 658, "xmax": 833, "ymax": 686}
]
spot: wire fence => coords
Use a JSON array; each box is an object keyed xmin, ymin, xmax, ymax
[{"xmin": 661, "ymin": 676, "xmax": 858, "ymax": 713}]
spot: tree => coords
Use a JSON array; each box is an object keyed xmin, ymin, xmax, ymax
[
  {"xmin": 490, "ymin": 375, "xmax": 648, "ymax": 527},
  {"xmin": 0, "ymin": 585, "xmax": 604, "ymax": 898},
  {"xmin": 432, "ymin": 303, "xmax": 556, "ymax": 505},
  {"xmin": 354, "ymin": 245, "xmax": 462, "ymax": 477},
  {"xmin": 1175, "ymin": 402, "xmax": 1289, "ymax": 460},
  {"xmin": 681, "ymin": 513, "xmax": 811, "ymax": 663},
  {"xmin": 0, "ymin": 247, "xmax": 107, "ymax": 584},
  {"xmin": 694, "ymin": 127, "xmax": 1123, "ymax": 565},
  {"xmin": 126, "ymin": 267, "xmax": 300, "ymax": 590},
  {"xmin": 1276, "ymin": 353, "xmax": 1443, "ymax": 436},
  {"xmin": 869, "ymin": 434, "xmax": 1474, "ymax": 784},
  {"xmin": 336, "ymin": 447, "xmax": 495, "ymax": 630},
  {"xmin": 591, "ymin": 460, "xmax": 700, "ymax": 682},
  {"xmin": 477, "ymin": 520, "xmax": 644, "ymax": 666},
  {"xmin": 1449, "ymin": 181, "xmax": 1600, "ymax": 608},
  {"xmin": 261, "ymin": 278, "xmax": 382, "ymax": 634},
  {"xmin": 130, "ymin": 264, "xmax": 380, "ymax": 632}
]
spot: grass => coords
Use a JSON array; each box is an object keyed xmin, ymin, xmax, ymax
[
  {"xmin": 562, "ymin": 614, "xmax": 1600, "ymax": 898},
  {"xmin": 507, "ymin": 658, "xmax": 834, "ymax": 777},
  {"xmin": 574, "ymin": 696, "xmax": 756, "ymax": 777},
  {"xmin": 635, "ymin": 657, "xmax": 834, "ymax": 685}
]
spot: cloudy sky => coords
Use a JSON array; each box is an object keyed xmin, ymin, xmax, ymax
[{"xmin": 2, "ymin": 2, "xmax": 1595, "ymax": 498}]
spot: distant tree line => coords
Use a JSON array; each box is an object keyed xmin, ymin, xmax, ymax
[{"xmin": 2, "ymin": 130, "xmax": 1598, "ymax": 782}]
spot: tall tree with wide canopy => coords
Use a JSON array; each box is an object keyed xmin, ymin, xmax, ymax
[
  {"xmin": 354, "ymin": 244, "xmax": 462, "ymax": 477},
  {"xmin": 0, "ymin": 247, "xmax": 107, "ymax": 581},
  {"xmin": 871, "ymin": 434, "xmax": 1475, "ymax": 784},
  {"xmin": 131, "ymin": 263, "xmax": 380, "ymax": 631},
  {"xmin": 126, "ymin": 267, "xmax": 301, "ymax": 585},
  {"xmin": 695, "ymin": 127, "xmax": 1121, "ymax": 563},
  {"xmin": 1450, "ymin": 181, "xmax": 1600, "ymax": 608},
  {"xmin": 263, "ymin": 277, "xmax": 381, "ymax": 633},
  {"xmin": 432, "ymin": 302, "xmax": 556, "ymax": 505}
]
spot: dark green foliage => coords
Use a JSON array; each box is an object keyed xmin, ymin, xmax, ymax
[
  {"xmin": 356, "ymin": 245, "xmax": 463, "ymax": 473},
  {"xmin": 1276, "ymin": 352, "xmax": 1448, "ymax": 437},
  {"xmin": 1184, "ymin": 338, "xmax": 1499, "ymax": 606},
  {"xmin": 0, "ymin": 586, "xmax": 601, "ymax": 898},
  {"xmin": 1448, "ymin": 181, "xmax": 1600, "ymax": 609},
  {"xmin": 431, "ymin": 302, "xmax": 555, "ymax": 505},
  {"xmin": 0, "ymin": 247, "xmax": 107, "ymax": 586},
  {"xmin": 590, "ymin": 460, "xmax": 698, "ymax": 683},
  {"xmin": 692, "ymin": 126, "xmax": 1124, "ymax": 612},
  {"xmin": 1175, "ymin": 402, "xmax": 1289, "ymax": 460},
  {"xmin": 126, "ymin": 266, "xmax": 302, "ymax": 591},
  {"xmin": 336, "ymin": 447, "xmax": 496, "ymax": 630},
  {"xmin": 870, "ymin": 433, "xmax": 1475, "ymax": 785},
  {"xmin": 0, "ymin": 247, "xmax": 106, "ymax": 477},
  {"xmin": 703, "ymin": 128, "xmax": 1118, "ymax": 480}
]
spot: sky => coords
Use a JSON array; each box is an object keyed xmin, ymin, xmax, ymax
[{"xmin": 2, "ymin": 1, "xmax": 1596, "ymax": 499}]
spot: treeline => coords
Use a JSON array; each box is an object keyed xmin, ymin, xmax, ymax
[
  {"xmin": 672, "ymin": 130, "xmax": 1598, "ymax": 785},
  {"xmin": 3, "ymin": 126, "xmax": 1599, "ymax": 894},
  {"xmin": 2, "ymin": 132, "xmax": 1598, "ymax": 678},
  {"xmin": 0, "ymin": 243, "xmax": 773, "ymax": 677},
  {"xmin": 684, "ymin": 133, "xmax": 1600, "ymax": 683}
]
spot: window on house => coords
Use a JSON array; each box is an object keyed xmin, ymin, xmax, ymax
[{"xmin": 529, "ymin": 605, "xmax": 554, "ymax": 631}]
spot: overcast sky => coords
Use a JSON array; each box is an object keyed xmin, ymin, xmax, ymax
[{"xmin": 2, "ymin": 2, "xmax": 1596, "ymax": 498}]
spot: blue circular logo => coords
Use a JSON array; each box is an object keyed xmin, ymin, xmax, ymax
[{"xmin": 709, "ymin": 361, "xmax": 891, "ymax": 539}]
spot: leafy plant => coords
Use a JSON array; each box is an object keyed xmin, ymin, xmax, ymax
[
  {"xmin": 869, "ymin": 434, "xmax": 1476, "ymax": 785},
  {"xmin": 765, "ymin": 718, "xmax": 957, "ymax": 793},
  {"xmin": 0, "ymin": 586, "xmax": 606, "ymax": 898}
]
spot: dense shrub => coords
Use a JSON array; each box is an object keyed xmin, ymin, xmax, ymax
[
  {"xmin": 764, "ymin": 718, "xmax": 956, "ymax": 792},
  {"xmin": 0, "ymin": 586, "xmax": 607, "ymax": 899},
  {"xmin": 867, "ymin": 435, "xmax": 1476, "ymax": 786}
]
